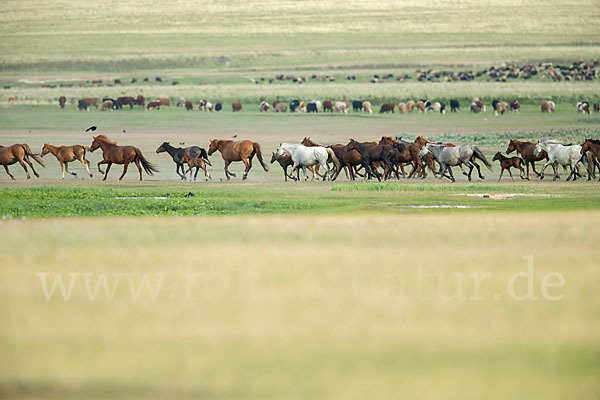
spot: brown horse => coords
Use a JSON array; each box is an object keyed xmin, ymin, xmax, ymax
[
  {"xmin": 414, "ymin": 136, "xmax": 464, "ymax": 177},
  {"xmin": 379, "ymin": 136, "xmax": 424, "ymax": 179},
  {"xmin": 492, "ymin": 152, "xmax": 526, "ymax": 181},
  {"xmin": 581, "ymin": 139, "xmax": 600, "ymax": 181},
  {"xmin": 41, "ymin": 143, "xmax": 92, "ymax": 179},
  {"xmin": 89, "ymin": 135, "xmax": 158, "ymax": 181},
  {"xmin": 207, "ymin": 139, "xmax": 268, "ymax": 180},
  {"xmin": 506, "ymin": 139, "xmax": 548, "ymax": 179},
  {"xmin": 270, "ymin": 153, "xmax": 297, "ymax": 181},
  {"xmin": 0, "ymin": 143, "xmax": 45, "ymax": 179},
  {"xmin": 301, "ymin": 137, "xmax": 365, "ymax": 180},
  {"xmin": 181, "ymin": 154, "xmax": 210, "ymax": 181}
]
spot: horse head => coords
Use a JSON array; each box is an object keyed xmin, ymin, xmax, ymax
[
  {"xmin": 40, "ymin": 144, "xmax": 50, "ymax": 157},
  {"xmin": 156, "ymin": 142, "xmax": 169, "ymax": 154},
  {"xmin": 207, "ymin": 139, "xmax": 219, "ymax": 155},
  {"xmin": 89, "ymin": 136, "xmax": 100, "ymax": 152},
  {"xmin": 492, "ymin": 152, "xmax": 502, "ymax": 161},
  {"xmin": 418, "ymin": 144, "xmax": 431, "ymax": 158},
  {"xmin": 506, "ymin": 139, "xmax": 518, "ymax": 154}
]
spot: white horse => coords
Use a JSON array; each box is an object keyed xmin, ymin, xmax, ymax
[
  {"xmin": 419, "ymin": 143, "xmax": 492, "ymax": 182},
  {"xmin": 534, "ymin": 139, "xmax": 586, "ymax": 181},
  {"xmin": 274, "ymin": 143, "xmax": 339, "ymax": 181}
]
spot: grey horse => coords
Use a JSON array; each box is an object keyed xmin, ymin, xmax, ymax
[{"xmin": 419, "ymin": 143, "xmax": 492, "ymax": 182}]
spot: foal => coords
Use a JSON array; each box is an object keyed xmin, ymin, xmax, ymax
[
  {"xmin": 493, "ymin": 152, "xmax": 526, "ymax": 182},
  {"xmin": 41, "ymin": 143, "xmax": 92, "ymax": 179},
  {"xmin": 181, "ymin": 154, "xmax": 211, "ymax": 181}
]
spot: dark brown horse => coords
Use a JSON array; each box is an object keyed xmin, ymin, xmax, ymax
[
  {"xmin": 581, "ymin": 139, "xmax": 600, "ymax": 181},
  {"xmin": 506, "ymin": 139, "xmax": 548, "ymax": 179},
  {"xmin": 89, "ymin": 135, "xmax": 158, "ymax": 181},
  {"xmin": 379, "ymin": 136, "xmax": 424, "ymax": 179},
  {"xmin": 492, "ymin": 152, "xmax": 526, "ymax": 181},
  {"xmin": 0, "ymin": 143, "xmax": 45, "ymax": 179},
  {"xmin": 41, "ymin": 143, "xmax": 92, "ymax": 179},
  {"xmin": 344, "ymin": 139, "xmax": 396, "ymax": 181},
  {"xmin": 270, "ymin": 153, "xmax": 296, "ymax": 181},
  {"xmin": 207, "ymin": 139, "xmax": 268, "ymax": 180},
  {"xmin": 301, "ymin": 137, "xmax": 366, "ymax": 180}
]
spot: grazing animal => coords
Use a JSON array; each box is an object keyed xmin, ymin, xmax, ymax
[
  {"xmin": 494, "ymin": 101, "xmax": 508, "ymax": 115},
  {"xmin": 207, "ymin": 139, "xmax": 268, "ymax": 180},
  {"xmin": 273, "ymin": 143, "xmax": 339, "ymax": 181},
  {"xmin": 259, "ymin": 101, "xmax": 270, "ymax": 112},
  {"xmin": 78, "ymin": 99, "xmax": 88, "ymax": 111},
  {"xmin": 407, "ymin": 100, "xmax": 415, "ymax": 113},
  {"xmin": 135, "ymin": 95, "xmax": 145, "ymax": 107},
  {"xmin": 274, "ymin": 102, "xmax": 287, "ymax": 112},
  {"xmin": 41, "ymin": 143, "xmax": 92, "ymax": 179},
  {"xmin": 215, "ymin": 103, "xmax": 222, "ymax": 112},
  {"xmin": 232, "ymin": 102, "xmax": 243, "ymax": 112},
  {"xmin": 362, "ymin": 101, "xmax": 372, "ymax": 114},
  {"xmin": 102, "ymin": 98, "xmax": 118, "ymax": 110},
  {"xmin": 117, "ymin": 96, "xmax": 135, "ymax": 109},
  {"xmin": 379, "ymin": 103, "xmax": 395, "ymax": 113},
  {"xmin": 89, "ymin": 135, "xmax": 158, "ymax": 181},
  {"xmin": 509, "ymin": 100, "xmax": 520, "ymax": 112},
  {"xmin": 156, "ymin": 142, "xmax": 210, "ymax": 180},
  {"xmin": 398, "ymin": 102, "xmax": 406, "ymax": 114},
  {"xmin": 181, "ymin": 154, "xmax": 211, "ymax": 181},
  {"xmin": 577, "ymin": 101, "xmax": 591, "ymax": 114},
  {"xmin": 492, "ymin": 152, "xmax": 526, "ymax": 181},
  {"xmin": 344, "ymin": 139, "xmax": 396, "ymax": 181},
  {"xmin": 146, "ymin": 101, "xmax": 161, "ymax": 110},
  {"xmin": 0, "ymin": 143, "xmax": 45, "ymax": 179},
  {"xmin": 352, "ymin": 100, "xmax": 363, "ymax": 112},
  {"xmin": 335, "ymin": 101, "xmax": 348, "ymax": 113},
  {"xmin": 594, "ymin": 103, "xmax": 600, "ymax": 113},
  {"xmin": 185, "ymin": 100, "xmax": 193, "ymax": 110},
  {"xmin": 506, "ymin": 139, "xmax": 548, "ymax": 179},
  {"xmin": 101, "ymin": 100, "xmax": 114, "ymax": 111},
  {"xmin": 58, "ymin": 96, "xmax": 66, "ymax": 109},
  {"xmin": 177, "ymin": 97, "xmax": 186, "ymax": 107},
  {"xmin": 270, "ymin": 153, "xmax": 296, "ymax": 181},
  {"xmin": 534, "ymin": 139, "xmax": 586, "ymax": 181},
  {"xmin": 470, "ymin": 102, "xmax": 483, "ymax": 113},
  {"xmin": 450, "ymin": 99, "xmax": 460, "ymax": 112},
  {"xmin": 416, "ymin": 101, "xmax": 427, "ymax": 113},
  {"xmin": 157, "ymin": 96, "xmax": 171, "ymax": 106},
  {"xmin": 306, "ymin": 102, "xmax": 318, "ymax": 113},
  {"xmin": 581, "ymin": 139, "xmax": 600, "ymax": 181},
  {"xmin": 323, "ymin": 100, "xmax": 333, "ymax": 112},
  {"xmin": 419, "ymin": 143, "xmax": 491, "ymax": 182},
  {"xmin": 82, "ymin": 98, "xmax": 98, "ymax": 109},
  {"xmin": 297, "ymin": 101, "xmax": 307, "ymax": 112},
  {"xmin": 541, "ymin": 100, "xmax": 555, "ymax": 113}
]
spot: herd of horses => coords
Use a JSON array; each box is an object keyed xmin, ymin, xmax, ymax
[{"xmin": 1, "ymin": 135, "xmax": 600, "ymax": 183}]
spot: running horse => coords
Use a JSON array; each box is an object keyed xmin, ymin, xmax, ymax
[
  {"xmin": 41, "ymin": 143, "xmax": 92, "ymax": 179},
  {"xmin": 89, "ymin": 135, "xmax": 159, "ymax": 181},
  {"xmin": 0, "ymin": 143, "xmax": 45, "ymax": 179},
  {"xmin": 156, "ymin": 142, "xmax": 210, "ymax": 180},
  {"xmin": 580, "ymin": 139, "xmax": 600, "ymax": 181},
  {"xmin": 207, "ymin": 139, "xmax": 269, "ymax": 180},
  {"xmin": 506, "ymin": 139, "xmax": 548, "ymax": 179}
]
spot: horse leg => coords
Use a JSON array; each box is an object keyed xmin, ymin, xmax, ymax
[
  {"xmin": 202, "ymin": 165, "xmax": 210, "ymax": 181},
  {"xmin": 519, "ymin": 164, "xmax": 526, "ymax": 180},
  {"xmin": 552, "ymin": 162, "xmax": 559, "ymax": 181},
  {"xmin": 508, "ymin": 168, "xmax": 514, "ymax": 181},
  {"xmin": 241, "ymin": 158, "xmax": 250, "ymax": 180},
  {"xmin": 473, "ymin": 161, "xmax": 484, "ymax": 180},
  {"xmin": 103, "ymin": 162, "xmax": 112, "ymax": 181},
  {"xmin": 3, "ymin": 165, "xmax": 15, "ymax": 180},
  {"xmin": 64, "ymin": 162, "xmax": 77, "ymax": 177},
  {"xmin": 60, "ymin": 161, "xmax": 66, "ymax": 179},
  {"xmin": 97, "ymin": 160, "xmax": 107, "ymax": 175},
  {"xmin": 177, "ymin": 163, "xmax": 186, "ymax": 180},
  {"xmin": 17, "ymin": 159, "xmax": 30, "ymax": 179},
  {"xmin": 447, "ymin": 166, "xmax": 456, "ymax": 183},
  {"xmin": 23, "ymin": 156, "xmax": 39, "ymax": 178},
  {"xmin": 223, "ymin": 160, "xmax": 233, "ymax": 180},
  {"xmin": 80, "ymin": 156, "xmax": 92, "ymax": 177},
  {"xmin": 193, "ymin": 166, "xmax": 200, "ymax": 181},
  {"xmin": 498, "ymin": 167, "xmax": 505, "ymax": 182},
  {"xmin": 119, "ymin": 162, "xmax": 130, "ymax": 181},
  {"xmin": 539, "ymin": 160, "xmax": 552, "ymax": 179}
]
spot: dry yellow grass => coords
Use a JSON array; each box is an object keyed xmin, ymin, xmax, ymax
[{"xmin": 1, "ymin": 213, "xmax": 599, "ymax": 399}]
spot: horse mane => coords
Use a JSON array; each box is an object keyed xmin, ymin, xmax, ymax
[
  {"xmin": 94, "ymin": 134, "xmax": 117, "ymax": 145},
  {"xmin": 587, "ymin": 138, "xmax": 600, "ymax": 145}
]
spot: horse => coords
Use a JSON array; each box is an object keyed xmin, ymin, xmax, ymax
[
  {"xmin": 581, "ymin": 139, "xmax": 600, "ymax": 181},
  {"xmin": 506, "ymin": 139, "xmax": 549, "ymax": 179},
  {"xmin": 492, "ymin": 152, "xmax": 526, "ymax": 182},
  {"xmin": 181, "ymin": 154, "xmax": 211, "ymax": 181},
  {"xmin": 379, "ymin": 136, "xmax": 424, "ymax": 179},
  {"xmin": 270, "ymin": 153, "xmax": 297, "ymax": 181},
  {"xmin": 89, "ymin": 135, "xmax": 158, "ymax": 181},
  {"xmin": 419, "ymin": 143, "xmax": 491, "ymax": 182},
  {"xmin": 534, "ymin": 139, "xmax": 586, "ymax": 181},
  {"xmin": 59, "ymin": 96, "xmax": 66, "ymax": 108},
  {"xmin": 0, "ymin": 143, "xmax": 45, "ymax": 180},
  {"xmin": 344, "ymin": 139, "xmax": 396, "ymax": 181},
  {"xmin": 117, "ymin": 96, "xmax": 135, "ymax": 109},
  {"xmin": 156, "ymin": 142, "xmax": 210, "ymax": 180},
  {"xmin": 208, "ymin": 139, "xmax": 268, "ymax": 180},
  {"xmin": 146, "ymin": 101, "xmax": 160, "ymax": 110},
  {"xmin": 301, "ymin": 137, "xmax": 356, "ymax": 180},
  {"xmin": 41, "ymin": 143, "xmax": 92, "ymax": 179},
  {"xmin": 414, "ymin": 136, "xmax": 464, "ymax": 177},
  {"xmin": 273, "ymin": 143, "xmax": 339, "ymax": 181}
]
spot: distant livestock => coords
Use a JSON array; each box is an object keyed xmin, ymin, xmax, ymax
[
  {"xmin": 416, "ymin": 101, "xmax": 426, "ymax": 113},
  {"xmin": 541, "ymin": 100, "xmax": 555, "ymax": 113},
  {"xmin": 136, "ymin": 95, "xmax": 145, "ymax": 107},
  {"xmin": 577, "ymin": 101, "xmax": 591, "ymax": 114},
  {"xmin": 147, "ymin": 101, "xmax": 161, "ymax": 110},
  {"xmin": 259, "ymin": 101, "xmax": 270, "ymax": 112},
  {"xmin": 215, "ymin": 103, "xmax": 222, "ymax": 112},
  {"xmin": 102, "ymin": 98, "xmax": 118, "ymax": 110},
  {"xmin": 307, "ymin": 102, "xmax": 318, "ymax": 113},
  {"xmin": 58, "ymin": 96, "xmax": 66, "ymax": 109},
  {"xmin": 232, "ymin": 102, "xmax": 243, "ymax": 112},
  {"xmin": 379, "ymin": 103, "xmax": 395, "ymax": 113},
  {"xmin": 323, "ymin": 100, "xmax": 333, "ymax": 112},
  {"xmin": 177, "ymin": 97, "xmax": 186, "ymax": 107},
  {"xmin": 274, "ymin": 102, "xmax": 287, "ymax": 112},
  {"xmin": 82, "ymin": 98, "xmax": 99, "ymax": 109},
  {"xmin": 185, "ymin": 100, "xmax": 193, "ymax": 111},
  {"xmin": 509, "ymin": 100, "xmax": 520, "ymax": 112},
  {"xmin": 117, "ymin": 96, "xmax": 135, "ymax": 109},
  {"xmin": 494, "ymin": 101, "xmax": 508, "ymax": 115},
  {"xmin": 157, "ymin": 96, "xmax": 171, "ymax": 106},
  {"xmin": 450, "ymin": 99, "xmax": 460, "ymax": 112},
  {"xmin": 78, "ymin": 99, "xmax": 88, "ymax": 111},
  {"xmin": 335, "ymin": 101, "xmax": 348, "ymax": 113},
  {"xmin": 407, "ymin": 100, "xmax": 415, "ymax": 113},
  {"xmin": 352, "ymin": 100, "xmax": 363, "ymax": 112},
  {"xmin": 101, "ymin": 100, "xmax": 114, "ymax": 111},
  {"xmin": 362, "ymin": 101, "xmax": 372, "ymax": 114}
]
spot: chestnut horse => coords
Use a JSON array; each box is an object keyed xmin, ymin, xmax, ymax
[
  {"xmin": 581, "ymin": 139, "xmax": 600, "ymax": 181},
  {"xmin": 0, "ymin": 143, "xmax": 45, "ymax": 179},
  {"xmin": 506, "ymin": 139, "xmax": 548, "ymax": 179},
  {"xmin": 181, "ymin": 154, "xmax": 210, "ymax": 181},
  {"xmin": 379, "ymin": 136, "xmax": 424, "ymax": 179},
  {"xmin": 301, "ymin": 137, "xmax": 365, "ymax": 180},
  {"xmin": 207, "ymin": 139, "xmax": 268, "ymax": 180},
  {"xmin": 89, "ymin": 135, "xmax": 158, "ymax": 181},
  {"xmin": 41, "ymin": 143, "xmax": 92, "ymax": 179},
  {"xmin": 492, "ymin": 152, "xmax": 526, "ymax": 181}
]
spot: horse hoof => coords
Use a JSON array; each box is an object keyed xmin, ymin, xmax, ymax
[{"xmin": 243, "ymin": 176, "xmax": 247, "ymax": 180}]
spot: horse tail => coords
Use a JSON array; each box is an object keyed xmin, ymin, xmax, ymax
[
  {"xmin": 326, "ymin": 147, "xmax": 341, "ymax": 174},
  {"xmin": 252, "ymin": 142, "xmax": 269, "ymax": 171},
  {"xmin": 21, "ymin": 143, "xmax": 45, "ymax": 167},
  {"xmin": 200, "ymin": 148, "xmax": 212, "ymax": 166},
  {"xmin": 472, "ymin": 146, "xmax": 492, "ymax": 170},
  {"xmin": 134, "ymin": 148, "xmax": 159, "ymax": 175}
]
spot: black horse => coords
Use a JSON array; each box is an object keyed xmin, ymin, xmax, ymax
[
  {"xmin": 156, "ymin": 142, "xmax": 210, "ymax": 180},
  {"xmin": 344, "ymin": 139, "xmax": 396, "ymax": 181}
]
